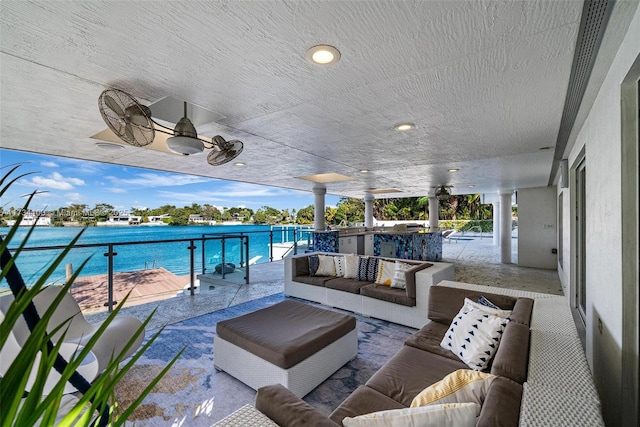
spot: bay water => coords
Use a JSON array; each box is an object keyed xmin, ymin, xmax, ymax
[{"xmin": 1, "ymin": 225, "xmax": 310, "ymax": 289}]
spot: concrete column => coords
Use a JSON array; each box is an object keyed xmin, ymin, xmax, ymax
[
  {"xmin": 492, "ymin": 201, "xmax": 500, "ymax": 246},
  {"xmin": 499, "ymin": 191, "xmax": 513, "ymax": 263},
  {"xmin": 428, "ymin": 197, "xmax": 439, "ymax": 231},
  {"xmin": 364, "ymin": 193, "xmax": 375, "ymax": 228},
  {"xmin": 313, "ymin": 185, "xmax": 326, "ymax": 231}
]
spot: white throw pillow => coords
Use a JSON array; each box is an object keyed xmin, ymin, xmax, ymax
[
  {"xmin": 315, "ymin": 254, "xmax": 336, "ymax": 276},
  {"xmin": 440, "ymin": 298, "xmax": 511, "ymax": 370},
  {"xmin": 411, "ymin": 369, "xmax": 497, "ymax": 407},
  {"xmin": 342, "ymin": 402, "xmax": 479, "ymax": 427},
  {"xmin": 390, "ymin": 261, "xmax": 413, "ymax": 289},
  {"xmin": 375, "ymin": 260, "xmax": 396, "ymax": 286},
  {"xmin": 343, "ymin": 254, "xmax": 359, "ymax": 279},
  {"xmin": 334, "ymin": 256, "xmax": 346, "ymax": 277}
]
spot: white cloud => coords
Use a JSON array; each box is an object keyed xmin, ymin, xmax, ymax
[
  {"xmin": 108, "ymin": 188, "xmax": 127, "ymax": 193},
  {"xmin": 20, "ymin": 172, "xmax": 85, "ymax": 190},
  {"xmin": 40, "ymin": 161, "xmax": 59, "ymax": 168},
  {"xmin": 105, "ymin": 173, "xmax": 212, "ymax": 188},
  {"xmin": 65, "ymin": 192, "xmax": 83, "ymax": 202}
]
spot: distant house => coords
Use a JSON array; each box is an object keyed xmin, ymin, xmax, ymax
[
  {"xmin": 188, "ymin": 214, "xmax": 206, "ymax": 223},
  {"xmin": 97, "ymin": 214, "xmax": 142, "ymax": 226},
  {"xmin": 146, "ymin": 214, "xmax": 171, "ymax": 225},
  {"xmin": 6, "ymin": 214, "xmax": 52, "ymax": 227}
]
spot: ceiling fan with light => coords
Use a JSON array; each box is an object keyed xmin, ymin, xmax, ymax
[
  {"xmin": 435, "ymin": 185, "xmax": 452, "ymax": 200},
  {"xmin": 98, "ymin": 88, "xmax": 243, "ymax": 166}
]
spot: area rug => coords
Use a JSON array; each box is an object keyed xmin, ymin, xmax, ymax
[{"xmin": 115, "ymin": 293, "xmax": 415, "ymax": 426}]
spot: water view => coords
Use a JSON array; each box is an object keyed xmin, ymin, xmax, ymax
[{"xmin": 1, "ymin": 224, "xmax": 310, "ymax": 289}]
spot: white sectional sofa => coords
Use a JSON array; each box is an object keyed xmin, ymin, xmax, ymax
[{"xmin": 284, "ymin": 252, "xmax": 455, "ymax": 328}]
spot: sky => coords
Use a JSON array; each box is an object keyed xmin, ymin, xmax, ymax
[{"xmin": 0, "ymin": 149, "xmax": 339, "ymax": 214}]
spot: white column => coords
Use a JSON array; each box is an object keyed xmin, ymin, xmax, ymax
[
  {"xmin": 428, "ymin": 196, "xmax": 439, "ymax": 231},
  {"xmin": 313, "ymin": 185, "xmax": 326, "ymax": 231},
  {"xmin": 364, "ymin": 193, "xmax": 375, "ymax": 228},
  {"xmin": 492, "ymin": 201, "xmax": 500, "ymax": 246},
  {"xmin": 499, "ymin": 191, "xmax": 513, "ymax": 264}
]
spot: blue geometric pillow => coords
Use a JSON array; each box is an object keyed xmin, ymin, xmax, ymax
[
  {"xmin": 477, "ymin": 296, "xmax": 500, "ymax": 310},
  {"xmin": 440, "ymin": 299, "xmax": 511, "ymax": 371},
  {"xmin": 308, "ymin": 255, "xmax": 320, "ymax": 276}
]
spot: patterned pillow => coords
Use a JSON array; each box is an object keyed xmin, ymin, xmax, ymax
[
  {"xmin": 390, "ymin": 261, "xmax": 413, "ymax": 289},
  {"xmin": 342, "ymin": 402, "xmax": 479, "ymax": 427},
  {"xmin": 411, "ymin": 369, "xmax": 497, "ymax": 407},
  {"xmin": 343, "ymin": 254, "xmax": 359, "ymax": 279},
  {"xmin": 356, "ymin": 257, "xmax": 379, "ymax": 282},
  {"xmin": 308, "ymin": 255, "xmax": 319, "ymax": 276},
  {"xmin": 315, "ymin": 254, "xmax": 337, "ymax": 276},
  {"xmin": 334, "ymin": 256, "xmax": 346, "ymax": 277},
  {"xmin": 477, "ymin": 296, "xmax": 500, "ymax": 309},
  {"xmin": 440, "ymin": 298, "xmax": 511, "ymax": 370},
  {"xmin": 375, "ymin": 260, "xmax": 396, "ymax": 286}
]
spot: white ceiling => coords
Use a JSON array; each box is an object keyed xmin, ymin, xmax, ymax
[{"xmin": 0, "ymin": 0, "xmax": 583, "ymax": 199}]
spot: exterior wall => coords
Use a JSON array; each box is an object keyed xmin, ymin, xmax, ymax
[
  {"xmin": 517, "ymin": 187, "xmax": 557, "ymax": 269},
  {"xmin": 559, "ymin": 5, "xmax": 640, "ymax": 425},
  {"xmin": 558, "ymin": 187, "xmax": 571, "ymax": 296}
]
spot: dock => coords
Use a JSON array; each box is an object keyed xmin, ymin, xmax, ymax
[{"xmin": 70, "ymin": 268, "xmax": 190, "ymax": 313}]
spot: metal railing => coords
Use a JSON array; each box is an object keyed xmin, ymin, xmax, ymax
[{"xmin": 4, "ymin": 225, "xmax": 314, "ymax": 313}]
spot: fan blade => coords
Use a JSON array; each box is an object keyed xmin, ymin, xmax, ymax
[
  {"xmin": 212, "ymin": 135, "xmax": 227, "ymax": 148},
  {"xmin": 125, "ymin": 104, "xmax": 152, "ymax": 127},
  {"xmin": 104, "ymin": 94, "xmax": 125, "ymax": 119},
  {"xmin": 207, "ymin": 140, "xmax": 243, "ymax": 166}
]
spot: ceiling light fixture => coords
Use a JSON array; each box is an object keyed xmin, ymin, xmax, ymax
[
  {"xmin": 359, "ymin": 169, "xmax": 369, "ymax": 173},
  {"xmin": 467, "ymin": 185, "xmax": 475, "ymax": 188},
  {"xmin": 394, "ymin": 123, "xmax": 415, "ymax": 131},
  {"xmin": 233, "ymin": 162, "xmax": 245, "ymax": 167},
  {"xmin": 306, "ymin": 45, "xmax": 341, "ymax": 65},
  {"xmin": 448, "ymin": 168, "xmax": 459, "ymax": 173},
  {"xmin": 95, "ymin": 142, "xmax": 125, "ymax": 150}
]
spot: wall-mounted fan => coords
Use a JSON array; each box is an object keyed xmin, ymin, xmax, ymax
[
  {"xmin": 435, "ymin": 185, "xmax": 452, "ymax": 200},
  {"xmin": 98, "ymin": 88, "xmax": 243, "ymax": 166}
]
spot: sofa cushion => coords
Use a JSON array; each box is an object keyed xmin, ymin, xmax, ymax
[
  {"xmin": 410, "ymin": 369, "xmax": 496, "ymax": 407},
  {"xmin": 440, "ymin": 298, "xmax": 511, "ymax": 371},
  {"xmin": 333, "ymin": 255, "xmax": 346, "ymax": 277},
  {"xmin": 325, "ymin": 277, "xmax": 372, "ymax": 294},
  {"xmin": 256, "ymin": 384, "xmax": 339, "ymax": 427},
  {"xmin": 404, "ymin": 322, "xmax": 461, "ymax": 361},
  {"xmin": 403, "ymin": 262, "xmax": 432, "ymax": 299},
  {"xmin": 390, "ymin": 261, "xmax": 413, "ymax": 289},
  {"xmin": 343, "ymin": 254, "xmax": 360, "ymax": 279},
  {"xmin": 357, "ymin": 257, "xmax": 379, "ymax": 282},
  {"xmin": 476, "ymin": 376, "xmax": 523, "ymax": 427},
  {"xmin": 316, "ymin": 254, "xmax": 337, "ymax": 276},
  {"xmin": 490, "ymin": 321, "xmax": 530, "ymax": 384},
  {"xmin": 509, "ymin": 297, "xmax": 534, "ymax": 326},
  {"xmin": 375, "ymin": 260, "xmax": 396, "ymax": 286},
  {"xmin": 329, "ymin": 385, "xmax": 406, "ymax": 424},
  {"xmin": 366, "ymin": 346, "xmax": 467, "ymax": 407},
  {"xmin": 342, "ymin": 403, "xmax": 479, "ymax": 427},
  {"xmin": 428, "ymin": 286, "xmax": 517, "ymax": 325},
  {"xmin": 292, "ymin": 256, "xmax": 310, "ymax": 278},
  {"xmin": 360, "ymin": 284, "xmax": 416, "ymax": 307},
  {"xmin": 293, "ymin": 275, "xmax": 334, "ymax": 287},
  {"xmin": 308, "ymin": 254, "xmax": 320, "ymax": 276}
]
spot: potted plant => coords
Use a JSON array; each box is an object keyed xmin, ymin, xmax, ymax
[{"xmin": 0, "ymin": 164, "xmax": 183, "ymax": 426}]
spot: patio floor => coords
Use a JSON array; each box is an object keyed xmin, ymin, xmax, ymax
[{"xmin": 86, "ymin": 236, "xmax": 563, "ymax": 329}]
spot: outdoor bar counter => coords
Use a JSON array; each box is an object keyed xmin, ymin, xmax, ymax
[{"xmin": 313, "ymin": 226, "xmax": 443, "ymax": 262}]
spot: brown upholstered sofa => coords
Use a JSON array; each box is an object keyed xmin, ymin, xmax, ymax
[
  {"xmin": 255, "ymin": 284, "xmax": 534, "ymax": 427},
  {"xmin": 284, "ymin": 252, "xmax": 455, "ymax": 328}
]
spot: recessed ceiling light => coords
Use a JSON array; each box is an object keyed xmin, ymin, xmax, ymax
[
  {"xmin": 448, "ymin": 168, "xmax": 459, "ymax": 173},
  {"xmin": 539, "ymin": 146, "xmax": 554, "ymax": 151},
  {"xmin": 95, "ymin": 142, "xmax": 124, "ymax": 150},
  {"xmin": 359, "ymin": 169, "xmax": 369, "ymax": 173},
  {"xmin": 467, "ymin": 185, "xmax": 475, "ymax": 188},
  {"xmin": 306, "ymin": 45, "xmax": 341, "ymax": 65},
  {"xmin": 233, "ymin": 162, "xmax": 245, "ymax": 167},
  {"xmin": 394, "ymin": 123, "xmax": 415, "ymax": 131}
]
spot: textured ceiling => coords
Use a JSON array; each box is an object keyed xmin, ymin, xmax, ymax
[{"xmin": 0, "ymin": 0, "xmax": 583, "ymax": 199}]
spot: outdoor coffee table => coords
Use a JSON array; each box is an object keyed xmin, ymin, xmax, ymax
[{"xmin": 214, "ymin": 299, "xmax": 357, "ymax": 397}]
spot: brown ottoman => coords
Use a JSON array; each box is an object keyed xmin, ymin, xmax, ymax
[{"xmin": 214, "ymin": 299, "xmax": 358, "ymax": 397}]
